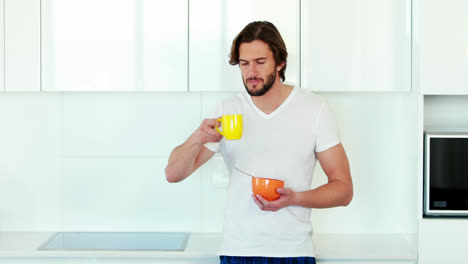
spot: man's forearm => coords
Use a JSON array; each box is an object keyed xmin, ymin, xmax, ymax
[
  {"xmin": 292, "ymin": 179, "xmax": 353, "ymax": 209},
  {"xmin": 165, "ymin": 136, "xmax": 203, "ymax": 183},
  {"xmin": 165, "ymin": 118, "xmax": 222, "ymax": 183}
]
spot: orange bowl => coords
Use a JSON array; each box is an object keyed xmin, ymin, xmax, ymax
[{"xmin": 252, "ymin": 177, "xmax": 284, "ymax": 201}]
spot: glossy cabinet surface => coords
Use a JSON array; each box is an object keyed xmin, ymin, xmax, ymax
[
  {"xmin": 418, "ymin": 0, "xmax": 468, "ymax": 94},
  {"xmin": 42, "ymin": 0, "xmax": 187, "ymax": 91},
  {"xmin": 142, "ymin": 0, "xmax": 188, "ymax": 91},
  {"xmin": 302, "ymin": 0, "xmax": 411, "ymax": 92},
  {"xmin": 419, "ymin": 219, "xmax": 468, "ymax": 264},
  {"xmin": 189, "ymin": 0, "xmax": 300, "ymax": 91},
  {"xmin": 5, "ymin": 0, "xmax": 41, "ymax": 91},
  {"xmin": 0, "ymin": 259, "xmax": 416, "ymax": 264},
  {"xmin": 0, "ymin": 233, "xmax": 416, "ymax": 263},
  {"xmin": 5, "ymin": 1, "xmax": 416, "ymax": 93}
]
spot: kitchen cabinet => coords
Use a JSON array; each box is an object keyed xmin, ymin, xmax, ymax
[
  {"xmin": 189, "ymin": 0, "xmax": 300, "ymax": 91},
  {"xmin": 0, "ymin": 260, "xmax": 415, "ymax": 264},
  {"xmin": 42, "ymin": 0, "xmax": 187, "ymax": 91},
  {"xmin": 418, "ymin": 0, "xmax": 468, "ymax": 94},
  {"xmin": 418, "ymin": 218, "xmax": 468, "ymax": 264},
  {"xmin": 302, "ymin": 0, "xmax": 411, "ymax": 92},
  {"xmin": 0, "ymin": 233, "xmax": 417, "ymax": 264},
  {"xmin": 0, "ymin": 259, "xmax": 219, "ymax": 264},
  {"xmin": 5, "ymin": 0, "xmax": 41, "ymax": 91}
]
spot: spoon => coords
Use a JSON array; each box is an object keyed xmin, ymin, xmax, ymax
[{"xmin": 233, "ymin": 166, "xmax": 255, "ymax": 177}]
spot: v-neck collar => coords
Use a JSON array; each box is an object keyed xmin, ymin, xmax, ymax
[{"xmin": 243, "ymin": 86, "xmax": 297, "ymax": 119}]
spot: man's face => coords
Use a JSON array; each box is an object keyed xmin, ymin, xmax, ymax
[{"xmin": 239, "ymin": 40, "xmax": 283, "ymax": 96}]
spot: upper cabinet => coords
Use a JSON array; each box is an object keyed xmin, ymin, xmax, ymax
[
  {"xmin": 418, "ymin": 0, "xmax": 468, "ymax": 94},
  {"xmin": 189, "ymin": 0, "xmax": 300, "ymax": 91},
  {"xmin": 3, "ymin": 1, "xmax": 416, "ymax": 93},
  {"xmin": 42, "ymin": 0, "xmax": 187, "ymax": 91},
  {"xmin": 5, "ymin": 0, "xmax": 41, "ymax": 91},
  {"xmin": 302, "ymin": 0, "xmax": 411, "ymax": 92}
]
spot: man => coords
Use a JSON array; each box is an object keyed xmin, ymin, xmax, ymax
[{"xmin": 166, "ymin": 21, "xmax": 353, "ymax": 264}]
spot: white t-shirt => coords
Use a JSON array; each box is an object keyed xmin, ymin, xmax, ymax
[{"xmin": 204, "ymin": 86, "xmax": 340, "ymax": 257}]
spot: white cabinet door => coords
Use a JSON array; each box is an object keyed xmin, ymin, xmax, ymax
[
  {"xmin": 142, "ymin": 0, "xmax": 187, "ymax": 92},
  {"xmin": 302, "ymin": 0, "xmax": 411, "ymax": 92},
  {"xmin": 5, "ymin": 0, "xmax": 41, "ymax": 91},
  {"xmin": 42, "ymin": 0, "xmax": 187, "ymax": 91},
  {"xmin": 189, "ymin": 0, "xmax": 300, "ymax": 91},
  {"xmin": 418, "ymin": 0, "xmax": 468, "ymax": 94}
]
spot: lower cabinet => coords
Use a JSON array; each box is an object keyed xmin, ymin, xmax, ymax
[
  {"xmin": 0, "ymin": 258, "xmax": 419, "ymax": 264},
  {"xmin": 418, "ymin": 219, "xmax": 468, "ymax": 264}
]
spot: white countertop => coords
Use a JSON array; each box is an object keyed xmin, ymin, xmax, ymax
[{"xmin": 0, "ymin": 232, "xmax": 417, "ymax": 261}]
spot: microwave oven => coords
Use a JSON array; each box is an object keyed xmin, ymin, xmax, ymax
[{"xmin": 424, "ymin": 131, "xmax": 468, "ymax": 217}]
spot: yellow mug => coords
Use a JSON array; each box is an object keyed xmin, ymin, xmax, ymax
[{"xmin": 215, "ymin": 114, "xmax": 243, "ymax": 140}]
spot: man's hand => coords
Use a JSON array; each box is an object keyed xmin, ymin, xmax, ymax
[
  {"xmin": 190, "ymin": 117, "xmax": 223, "ymax": 145},
  {"xmin": 252, "ymin": 188, "xmax": 296, "ymax": 211}
]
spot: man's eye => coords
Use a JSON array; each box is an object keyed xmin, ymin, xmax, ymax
[{"xmin": 257, "ymin": 61, "xmax": 265, "ymax": 64}]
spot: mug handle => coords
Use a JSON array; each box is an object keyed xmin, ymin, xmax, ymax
[{"xmin": 215, "ymin": 118, "xmax": 224, "ymax": 136}]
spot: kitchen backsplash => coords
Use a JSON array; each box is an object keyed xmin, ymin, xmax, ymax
[{"xmin": 0, "ymin": 91, "xmax": 418, "ymax": 234}]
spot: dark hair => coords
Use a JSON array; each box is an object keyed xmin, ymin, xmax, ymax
[{"xmin": 229, "ymin": 21, "xmax": 288, "ymax": 82}]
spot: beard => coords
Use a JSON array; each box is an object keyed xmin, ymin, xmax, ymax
[{"xmin": 243, "ymin": 70, "xmax": 277, "ymax": 96}]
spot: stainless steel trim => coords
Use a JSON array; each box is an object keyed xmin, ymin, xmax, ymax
[
  {"xmin": 424, "ymin": 131, "xmax": 468, "ymax": 217},
  {"xmin": 425, "ymin": 210, "xmax": 468, "ymax": 217},
  {"xmin": 424, "ymin": 132, "xmax": 430, "ymax": 215}
]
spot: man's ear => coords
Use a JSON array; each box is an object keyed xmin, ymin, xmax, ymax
[{"xmin": 276, "ymin": 61, "xmax": 285, "ymax": 72}]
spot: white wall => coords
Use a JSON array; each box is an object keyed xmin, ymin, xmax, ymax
[
  {"xmin": 418, "ymin": 95, "xmax": 468, "ymax": 264},
  {"xmin": 424, "ymin": 95, "xmax": 468, "ymax": 130},
  {"xmin": 0, "ymin": 91, "xmax": 419, "ymax": 235},
  {"xmin": 313, "ymin": 92, "xmax": 419, "ymax": 234}
]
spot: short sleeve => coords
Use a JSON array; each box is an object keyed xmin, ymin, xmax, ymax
[
  {"xmin": 315, "ymin": 101, "xmax": 341, "ymax": 152},
  {"xmin": 203, "ymin": 103, "xmax": 222, "ymax": 153}
]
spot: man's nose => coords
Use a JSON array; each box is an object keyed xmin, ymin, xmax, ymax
[{"xmin": 247, "ymin": 64, "xmax": 258, "ymax": 78}]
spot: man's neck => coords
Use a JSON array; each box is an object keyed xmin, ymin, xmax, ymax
[{"xmin": 251, "ymin": 81, "xmax": 294, "ymax": 115}]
